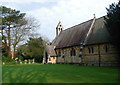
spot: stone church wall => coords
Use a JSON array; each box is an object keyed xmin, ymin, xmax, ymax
[
  {"xmin": 56, "ymin": 43, "xmax": 118, "ymax": 66},
  {"xmin": 83, "ymin": 44, "xmax": 118, "ymax": 66}
]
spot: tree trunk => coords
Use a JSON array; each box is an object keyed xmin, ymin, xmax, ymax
[
  {"xmin": 13, "ymin": 46, "xmax": 16, "ymax": 59},
  {"xmin": 7, "ymin": 26, "xmax": 11, "ymax": 57},
  {"xmin": 2, "ymin": 29, "xmax": 9, "ymax": 57}
]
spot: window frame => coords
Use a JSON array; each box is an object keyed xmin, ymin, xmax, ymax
[
  {"xmin": 104, "ymin": 45, "xmax": 108, "ymax": 53},
  {"xmin": 70, "ymin": 48, "xmax": 76, "ymax": 56},
  {"xmin": 88, "ymin": 47, "xmax": 94, "ymax": 54},
  {"xmin": 58, "ymin": 50, "xmax": 61, "ymax": 57}
]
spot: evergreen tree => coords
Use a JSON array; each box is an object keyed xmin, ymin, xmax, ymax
[
  {"xmin": 1, "ymin": 6, "xmax": 26, "ymax": 57},
  {"xmin": 17, "ymin": 37, "xmax": 45, "ymax": 63},
  {"xmin": 104, "ymin": 1, "xmax": 120, "ymax": 45},
  {"xmin": 1, "ymin": 6, "xmax": 40, "ymax": 58}
]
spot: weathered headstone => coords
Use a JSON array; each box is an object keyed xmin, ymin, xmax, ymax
[
  {"xmin": 32, "ymin": 59, "xmax": 34, "ymax": 64},
  {"xmin": 19, "ymin": 59, "xmax": 22, "ymax": 64},
  {"xmin": 42, "ymin": 58, "xmax": 45, "ymax": 64},
  {"xmin": 3, "ymin": 62, "xmax": 5, "ymax": 65},
  {"xmin": 28, "ymin": 59, "xmax": 31, "ymax": 64},
  {"xmin": 20, "ymin": 61, "xmax": 22, "ymax": 64},
  {"xmin": 24, "ymin": 60, "xmax": 27, "ymax": 64},
  {"xmin": 15, "ymin": 58, "xmax": 18, "ymax": 62}
]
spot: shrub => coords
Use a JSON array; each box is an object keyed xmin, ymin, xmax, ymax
[{"xmin": 3, "ymin": 56, "xmax": 12, "ymax": 62}]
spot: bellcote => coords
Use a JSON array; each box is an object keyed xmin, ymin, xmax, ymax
[{"xmin": 56, "ymin": 21, "xmax": 64, "ymax": 36}]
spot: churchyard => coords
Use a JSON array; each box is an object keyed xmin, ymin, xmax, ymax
[
  {"xmin": 1, "ymin": 1, "xmax": 120, "ymax": 84},
  {"xmin": 2, "ymin": 64, "xmax": 119, "ymax": 83}
]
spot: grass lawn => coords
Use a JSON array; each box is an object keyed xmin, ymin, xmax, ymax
[
  {"xmin": 0, "ymin": 66, "xmax": 1, "ymax": 84},
  {"xmin": 2, "ymin": 64, "xmax": 119, "ymax": 83}
]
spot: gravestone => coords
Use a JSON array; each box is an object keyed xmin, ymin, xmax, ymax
[
  {"xmin": 32, "ymin": 59, "xmax": 34, "ymax": 64},
  {"xmin": 24, "ymin": 60, "xmax": 27, "ymax": 64},
  {"xmin": 28, "ymin": 59, "xmax": 31, "ymax": 64},
  {"xmin": 3, "ymin": 62, "xmax": 5, "ymax": 65}
]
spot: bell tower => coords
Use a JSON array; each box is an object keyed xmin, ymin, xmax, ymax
[{"xmin": 56, "ymin": 21, "xmax": 63, "ymax": 36}]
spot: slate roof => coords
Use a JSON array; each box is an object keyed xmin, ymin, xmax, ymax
[
  {"xmin": 52, "ymin": 19, "xmax": 93, "ymax": 48},
  {"xmin": 52, "ymin": 16, "xmax": 110, "ymax": 49},
  {"xmin": 84, "ymin": 16, "xmax": 110, "ymax": 45},
  {"xmin": 45, "ymin": 45, "xmax": 56, "ymax": 57}
]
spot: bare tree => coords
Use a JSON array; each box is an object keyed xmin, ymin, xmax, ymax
[
  {"xmin": 11, "ymin": 17, "xmax": 40, "ymax": 58},
  {"xmin": 2, "ymin": 6, "xmax": 26, "ymax": 57},
  {"xmin": 1, "ymin": 6, "xmax": 42, "ymax": 58}
]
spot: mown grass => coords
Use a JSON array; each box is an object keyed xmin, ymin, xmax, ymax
[
  {"xmin": 0, "ymin": 60, "xmax": 2, "ymax": 84},
  {"xmin": 2, "ymin": 64, "xmax": 119, "ymax": 83}
]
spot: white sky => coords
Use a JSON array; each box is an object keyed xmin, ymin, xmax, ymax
[{"xmin": 1, "ymin": 0, "xmax": 119, "ymax": 41}]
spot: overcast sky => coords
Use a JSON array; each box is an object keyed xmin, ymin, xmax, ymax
[{"xmin": 1, "ymin": 0, "xmax": 119, "ymax": 41}]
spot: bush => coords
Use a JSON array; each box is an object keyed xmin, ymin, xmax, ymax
[
  {"xmin": 2, "ymin": 56, "xmax": 13, "ymax": 62},
  {"xmin": 34, "ymin": 56, "xmax": 43, "ymax": 63},
  {"xmin": 5, "ymin": 61, "xmax": 16, "ymax": 65},
  {"xmin": 18, "ymin": 56, "xmax": 24, "ymax": 61}
]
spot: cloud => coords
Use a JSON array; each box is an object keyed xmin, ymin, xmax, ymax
[
  {"xmin": 26, "ymin": 0, "xmax": 118, "ymax": 41},
  {"xmin": 1, "ymin": 0, "xmax": 58, "ymax": 3},
  {"xmin": 2, "ymin": 0, "xmax": 119, "ymax": 41}
]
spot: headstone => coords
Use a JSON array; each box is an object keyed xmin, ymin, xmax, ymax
[
  {"xmin": 42, "ymin": 58, "xmax": 45, "ymax": 64},
  {"xmin": 3, "ymin": 62, "xmax": 5, "ymax": 65},
  {"xmin": 15, "ymin": 58, "xmax": 18, "ymax": 63},
  {"xmin": 28, "ymin": 59, "xmax": 31, "ymax": 64},
  {"xmin": 32, "ymin": 59, "xmax": 34, "ymax": 64},
  {"xmin": 24, "ymin": 60, "xmax": 27, "ymax": 64},
  {"xmin": 20, "ymin": 61, "xmax": 22, "ymax": 64}
]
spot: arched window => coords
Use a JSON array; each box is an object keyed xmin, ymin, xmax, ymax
[
  {"xmin": 70, "ymin": 48, "xmax": 76, "ymax": 56},
  {"xmin": 59, "ymin": 28, "xmax": 60, "ymax": 30},
  {"xmin": 88, "ymin": 47, "xmax": 94, "ymax": 53},
  {"xmin": 105, "ymin": 45, "xmax": 108, "ymax": 52},
  {"xmin": 80, "ymin": 48, "xmax": 83, "ymax": 52},
  {"xmin": 88, "ymin": 47, "xmax": 91, "ymax": 53},
  {"xmin": 58, "ymin": 50, "xmax": 61, "ymax": 57},
  {"xmin": 104, "ymin": 45, "xmax": 108, "ymax": 53},
  {"xmin": 91, "ymin": 47, "xmax": 94, "ymax": 53}
]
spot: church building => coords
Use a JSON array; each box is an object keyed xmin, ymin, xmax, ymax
[{"xmin": 44, "ymin": 15, "xmax": 118, "ymax": 66}]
